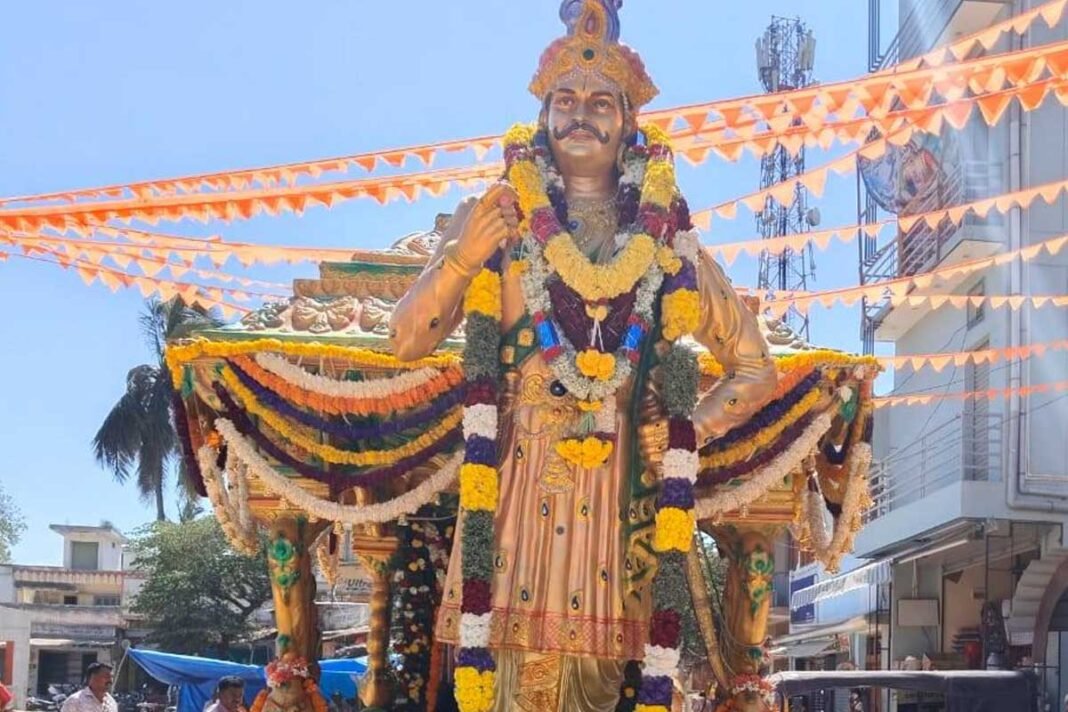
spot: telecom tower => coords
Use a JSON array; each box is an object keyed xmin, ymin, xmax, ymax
[{"xmin": 755, "ymin": 17, "xmax": 818, "ymax": 340}]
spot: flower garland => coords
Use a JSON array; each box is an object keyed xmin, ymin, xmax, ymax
[
  {"xmin": 213, "ymin": 418, "xmax": 463, "ymax": 524},
  {"xmin": 694, "ymin": 411, "xmax": 834, "ymax": 522},
  {"xmin": 254, "ymin": 352, "xmax": 459, "ymax": 399},
  {"xmin": 213, "ymin": 382, "xmax": 462, "ymax": 490},
  {"xmin": 699, "ymin": 384, "xmax": 823, "ymax": 469},
  {"xmin": 453, "ymin": 252, "xmax": 503, "ymax": 712},
  {"xmin": 698, "ymin": 350, "xmax": 879, "ymax": 380},
  {"xmin": 167, "ymin": 338, "xmax": 459, "ymax": 388},
  {"xmin": 220, "ymin": 366, "xmax": 463, "ymax": 467},
  {"xmin": 728, "ymin": 673, "xmax": 775, "ymax": 709},
  {"xmin": 227, "ymin": 358, "xmax": 464, "ymax": 441},
  {"xmin": 390, "ymin": 513, "xmax": 449, "ymax": 711},
  {"xmin": 249, "ymin": 657, "xmax": 328, "ymax": 712},
  {"xmin": 806, "ymin": 442, "xmax": 873, "ymax": 573},
  {"xmin": 196, "ymin": 442, "xmax": 260, "ymax": 555},
  {"xmin": 507, "ymin": 121, "xmax": 689, "ymax": 469},
  {"xmin": 231, "ymin": 354, "xmax": 464, "ymax": 417}
]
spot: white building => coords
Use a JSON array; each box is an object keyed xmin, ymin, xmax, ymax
[
  {"xmin": 784, "ymin": 0, "xmax": 1068, "ymax": 709},
  {"xmin": 0, "ymin": 524, "xmax": 145, "ymax": 707}
]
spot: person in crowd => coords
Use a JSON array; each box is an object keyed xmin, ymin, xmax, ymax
[
  {"xmin": 205, "ymin": 677, "xmax": 247, "ymax": 712},
  {"xmin": 60, "ymin": 663, "xmax": 117, "ymax": 712},
  {"xmin": 0, "ymin": 680, "xmax": 13, "ymax": 712}
]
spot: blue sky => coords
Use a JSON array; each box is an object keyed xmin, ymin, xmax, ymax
[{"xmin": 0, "ymin": 0, "xmax": 890, "ymax": 564}]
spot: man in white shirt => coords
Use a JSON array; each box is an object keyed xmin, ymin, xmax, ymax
[
  {"xmin": 60, "ymin": 663, "xmax": 118, "ymax": 712},
  {"xmin": 204, "ymin": 677, "xmax": 246, "ymax": 712}
]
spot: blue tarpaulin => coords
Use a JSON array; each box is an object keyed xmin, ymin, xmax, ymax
[{"xmin": 127, "ymin": 650, "xmax": 367, "ymax": 712}]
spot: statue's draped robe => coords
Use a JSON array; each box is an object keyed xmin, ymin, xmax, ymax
[{"xmin": 390, "ymin": 198, "xmax": 776, "ymax": 712}]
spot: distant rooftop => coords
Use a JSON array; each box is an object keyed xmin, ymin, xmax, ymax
[{"xmin": 49, "ymin": 524, "xmax": 128, "ymax": 543}]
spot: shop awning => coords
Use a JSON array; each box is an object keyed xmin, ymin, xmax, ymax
[
  {"xmin": 772, "ymin": 637, "xmax": 839, "ymax": 660},
  {"xmin": 790, "ymin": 559, "xmax": 892, "ymax": 611},
  {"xmin": 30, "ymin": 638, "xmax": 114, "ymax": 648}
]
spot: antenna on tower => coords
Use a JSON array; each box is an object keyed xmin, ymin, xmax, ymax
[{"xmin": 755, "ymin": 16, "xmax": 818, "ymax": 341}]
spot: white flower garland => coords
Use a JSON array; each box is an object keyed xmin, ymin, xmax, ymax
[
  {"xmin": 643, "ymin": 644, "xmax": 682, "ymax": 677},
  {"xmin": 673, "ymin": 229, "xmax": 701, "ymax": 265},
  {"xmin": 519, "ymin": 239, "xmax": 664, "ymax": 402},
  {"xmin": 213, "ymin": 418, "xmax": 462, "ymax": 525},
  {"xmin": 459, "ymin": 612, "xmax": 492, "ymax": 648},
  {"xmin": 197, "ymin": 444, "xmax": 260, "ymax": 555},
  {"xmin": 663, "ymin": 448, "xmax": 700, "ymax": 483},
  {"xmin": 695, "ymin": 412, "xmax": 834, "ymax": 521},
  {"xmin": 462, "ymin": 404, "xmax": 498, "ymax": 440},
  {"xmin": 254, "ymin": 352, "xmax": 452, "ymax": 399},
  {"xmin": 808, "ymin": 442, "xmax": 873, "ymax": 573}
]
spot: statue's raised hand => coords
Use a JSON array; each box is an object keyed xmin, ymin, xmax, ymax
[{"xmin": 454, "ymin": 182, "xmax": 520, "ymax": 269}]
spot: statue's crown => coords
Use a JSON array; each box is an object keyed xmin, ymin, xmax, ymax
[{"xmin": 530, "ymin": 0, "xmax": 658, "ymax": 110}]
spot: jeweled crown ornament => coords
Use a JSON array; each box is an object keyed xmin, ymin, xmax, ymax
[{"xmin": 530, "ymin": 0, "xmax": 658, "ymax": 109}]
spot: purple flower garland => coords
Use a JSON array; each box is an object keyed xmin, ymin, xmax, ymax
[{"xmin": 213, "ymin": 382, "xmax": 462, "ymax": 493}]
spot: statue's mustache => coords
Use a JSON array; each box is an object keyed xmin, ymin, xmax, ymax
[{"xmin": 553, "ymin": 121, "xmax": 610, "ymax": 144}]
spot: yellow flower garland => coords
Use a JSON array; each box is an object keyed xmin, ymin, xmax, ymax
[
  {"xmin": 656, "ymin": 245, "xmax": 682, "ymax": 275},
  {"xmin": 459, "ymin": 464, "xmax": 498, "ymax": 511},
  {"xmin": 542, "ymin": 232, "xmax": 658, "ymax": 302},
  {"xmin": 652, "ymin": 507, "xmax": 696, "ymax": 553},
  {"xmin": 700, "ymin": 386, "xmax": 824, "ymax": 469},
  {"xmin": 575, "ymin": 349, "xmax": 616, "ymax": 381},
  {"xmin": 661, "ymin": 289, "xmax": 701, "ymax": 341},
  {"xmin": 555, "ymin": 437, "xmax": 614, "ymax": 469},
  {"xmin": 698, "ymin": 349, "xmax": 882, "ymax": 379},
  {"xmin": 463, "ymin": 268, "xmax": 503, "ymax": 319},
  {"xmin": 167, "ymin": 338, "xmax": 459, "ymax": 388},
  {"xmin": 641, "ymin": 160, "xmax": 677, "ymax": 210},
  {"xmin": 454, "ymin": 668, "xmax": 495, "ymax": 712},
  {"xmin": 220, "ymin": 368, "xmax": 463, "ymax": 466}
]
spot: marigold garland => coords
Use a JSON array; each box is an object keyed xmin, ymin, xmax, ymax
[
  {"xmin": 576, "ymin": 349, "xmax": 617, "ymax": 381},
  {"xmin": 700, "ymin": 386, "xmax": 823, "ymax": 469},
  {"xmin": 698, "ymin": 349, "xmax": 879, "ymax": 379},
  {"xmin": 220, "ymin": 367, "xmax": 463, "ymax": 466},
  {"xmin": 454, "ymin": 259, "xmax": 503, "ymax": 712},
  {"xmin": 555, "ymin": 436, "xmax": 615, "ymax": 469},
  {"xmin": 230, "ymin": 354, "xmax": 464, "ymax": 417},
  {"xmin": 661, "ymin": 290, "xmax": 701, "ymax": 342},
  {"xmin": 166, "ymin": 338, "xmax": 459, "ymax": 387},
  {"xmin": 253, "ymin": 351, "xmax": 461, "ymax": 400},
  {"xmin": 542, "ymin": 231, "xmax": 658, "ymax": 302}
]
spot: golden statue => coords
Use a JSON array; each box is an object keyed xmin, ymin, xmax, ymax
[{"xmin": 389, "ymin": 2, "xmax": 777, "ymax": 709}]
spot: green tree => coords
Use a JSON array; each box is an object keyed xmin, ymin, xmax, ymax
[
  {"xmin": 93, "ymin": 298, "xmax": 220, "ymax": 521},
  {"xmin": 129, "ymin": 517, "xmax": 270, "ymax": 656},
  {"xmin": 0, "ymin": 483, "xmax": 27, "ymax": 562}
]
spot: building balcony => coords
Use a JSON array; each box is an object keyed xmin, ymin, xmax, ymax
[
  {"xmin": 855, "ymin": 413, "xmax": 1007, "ymax": 556},
  {"xmin": 863, "ymin": 159, "xmax": 1005, "ymax": 342},
  {"xmin": 13, "ymin": 566, "xmax": 125, "ymax": 587}
]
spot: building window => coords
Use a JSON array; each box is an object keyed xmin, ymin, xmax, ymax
[
  {"xmin": 70, "ymin": 541, "xmax": 99, "ymax": 571},
  {"xmin": 63, "ymin": 595, "xmax": 78, "ymax": 606},
  {"xmin": 966, "ymin": 280, "xmax": 985, "ymax": 328},
  {"xmin": 93, "ymin": 595, "xmax": 120, "ymax": 607}
]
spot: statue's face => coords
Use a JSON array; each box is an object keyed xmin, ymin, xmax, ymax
[{"xmin": 544, "ymin": 72, "xmax": 627, "ymax": 179}]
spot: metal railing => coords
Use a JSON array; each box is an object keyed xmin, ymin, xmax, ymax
[{"xmin": 865, "ymin": 412, "xmax": 1003, "ymax": 522}]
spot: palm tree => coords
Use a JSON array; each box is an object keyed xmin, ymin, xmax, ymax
[{"xmin": 93, "ymin": 298, "xmax": 220, "ymax": 520}]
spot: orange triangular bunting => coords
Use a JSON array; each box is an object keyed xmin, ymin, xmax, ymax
[
  {"xmin": 977, "ymin": 92, "xmax": 1013, "ymax": 126},
  {"xmin": 1020, "ymin": 82, "xmax": 1052, "ymax": 111}
]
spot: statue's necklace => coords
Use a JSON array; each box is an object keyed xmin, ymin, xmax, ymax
[{"xmin": 566, "ymin": 195, "xmax": 618, "ymax": 262}]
